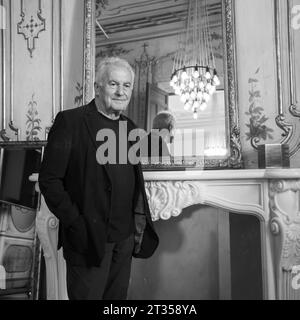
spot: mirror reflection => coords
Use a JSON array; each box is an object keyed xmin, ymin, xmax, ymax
[{"xmin": 95, "ymin": 0, "xmax": 226, "ymax": 165}]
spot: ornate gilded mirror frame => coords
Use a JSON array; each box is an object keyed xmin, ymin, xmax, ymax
[
  {"xmin": 221, "ymin": 0, "xmax": 243, "ymax": 169},
  {"xmin": 82, "ymin": 0, "xmax": 243, "ymax": 169}
]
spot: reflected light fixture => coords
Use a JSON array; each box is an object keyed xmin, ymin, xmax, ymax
[{"xmin": 170, "ymin": 0, "xmax": 220, "ymax": 119}]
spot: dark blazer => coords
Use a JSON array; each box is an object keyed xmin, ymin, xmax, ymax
[{"xmin": 38, "ymin": 99, "xmax": 159, "ymax": 267}]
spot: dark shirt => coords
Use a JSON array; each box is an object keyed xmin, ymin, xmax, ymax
[
  {"xmin": 96, "ymin": 112, "xmax": 135, "ymax": 243},
  {"xmin": 140, "ymin": 131, "xmax": 171, "ymax": 164}
]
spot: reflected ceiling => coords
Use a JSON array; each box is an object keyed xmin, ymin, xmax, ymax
[{"xmin": 95, "ymin": 0, "xmax": 222, "ymax": 46}]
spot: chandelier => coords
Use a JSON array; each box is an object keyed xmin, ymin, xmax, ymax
[{"xmin": 170, "ymin": 0, "xmax": 220, "ymax": 119}]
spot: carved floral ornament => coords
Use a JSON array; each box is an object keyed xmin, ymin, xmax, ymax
[
  {"xmin": 269, "ymin": 180, "xmax": 300, "ymax": 270},
  {"xmin": 36, "ymin": 201, "xmax": 59, "ymax": 260},
  {"xmin": 145, "ymin": 181, "xmax": 205, "ymax": 221}
]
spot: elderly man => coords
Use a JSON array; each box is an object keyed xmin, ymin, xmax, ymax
[{"xmin": 38, "ymin": 57, "xmax": 159, "ymax": 300}]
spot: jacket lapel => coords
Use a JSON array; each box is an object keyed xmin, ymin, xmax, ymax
[
  {"xmin": 84, "ymin": 100, "xmax": 100, "ymax": 151},
  {"xmin": 83, "ymin": 99, "xmax": 112, "ymax": 181}
]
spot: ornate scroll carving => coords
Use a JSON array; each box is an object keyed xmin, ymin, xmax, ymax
[
  {"xmin": 8, "ymin": 121, "xmax": 20, "ymax": 141},
  {"xmin": 35, "ymin": 196, "xmax": 60, "ymax": 300},
  {"xmin": 0, "ymin": 130, "xmax": 10, "ymax": 141},
  {"xmin": 145, "ymin": 181, "xmax": 205, "ymax": 221},
  {"xmin": 275, "ymin": 114, "xmax": 293, "ymax": 142},
  {"xmin": 269, "ymin": 180, "xmax": 300, "ymax": 299}
]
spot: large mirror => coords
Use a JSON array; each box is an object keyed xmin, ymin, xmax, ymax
[{"xmin": 83, "ymin": 0, "xmax": 242, "ymax": 169}]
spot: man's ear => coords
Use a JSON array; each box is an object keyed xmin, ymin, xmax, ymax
[{"xmin": 94, "ymin": 82, "xmax": 100, "ymax": 96}]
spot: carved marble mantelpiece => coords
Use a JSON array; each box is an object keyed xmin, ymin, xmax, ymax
[{"xmin": 31, "ymin": 169, "xmax": 300, "ymax": 300}]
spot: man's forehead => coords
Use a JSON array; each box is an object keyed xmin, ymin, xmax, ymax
[{"xmin": 106, "ymin": 65, "xmax": 132, "ymax": 81}]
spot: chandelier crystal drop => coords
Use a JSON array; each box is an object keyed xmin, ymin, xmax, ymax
[{"xmin": 170, "ymin": 0, "xmax": 220, "ymax": 118}]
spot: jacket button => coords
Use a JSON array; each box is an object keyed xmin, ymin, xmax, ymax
[{"xmin": 106, "ymin": 186, "xmax": 112, "ymax": 192}]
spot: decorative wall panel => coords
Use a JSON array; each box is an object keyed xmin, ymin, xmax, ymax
[
  {"xmin": 237, "ymin": 0, "xmax": 300, "ymax": 169},
  {"xmin": 274, "ymin": 0, "xmax": 300, "ymax": 166},
  {"xmin": 0, "ymin": 0, "xmax": 87, "ymax": 142}
]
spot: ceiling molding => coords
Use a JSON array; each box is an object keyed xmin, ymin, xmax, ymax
[{"xmin": 96, "ymin": 0, "xmax": 222, "ymax": 46}]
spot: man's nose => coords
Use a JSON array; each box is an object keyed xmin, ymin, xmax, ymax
[{"xmin": 115, "ymin": 85, "xmax": 125, "ymax": 95}]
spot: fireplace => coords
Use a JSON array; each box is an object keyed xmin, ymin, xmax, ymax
[{"xmin": 32, "ymin": 169, "xmax": 300, "ymax": 300}]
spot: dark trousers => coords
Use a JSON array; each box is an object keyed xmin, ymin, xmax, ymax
[{"xmin": 66, "ymin": 234, "xmax": 134, "ymax": 300}]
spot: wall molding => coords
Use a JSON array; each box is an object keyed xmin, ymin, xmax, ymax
[
  {"xmin": 0, "ymin": 0, "xmax": 9, "ymax": 141},
  {"xmin": 274, "ymin": 0, "xmax": 300, "ymax": 157},
  {"xmin": 17, "ymin": 0, "xmax": 46, "ymax": 58}
]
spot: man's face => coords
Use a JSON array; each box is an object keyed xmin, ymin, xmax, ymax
[{"xmin": 95, "ymin": 65, "xmax": 133, "ymax": 114}]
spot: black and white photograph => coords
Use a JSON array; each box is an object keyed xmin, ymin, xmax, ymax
[{"xmin": 0, "ymin": 0, "xmax": 300, "ymax": 308}]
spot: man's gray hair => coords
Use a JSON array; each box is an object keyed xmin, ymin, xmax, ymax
[
  {"xmin": 152, "ymin": 111, "xmax": 176, "ymax": 131},
  {"xmin": 95, "ymin": 57, "xmax": 135, "ymax": 85}
]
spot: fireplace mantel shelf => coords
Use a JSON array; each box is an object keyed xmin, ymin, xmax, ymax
[
  {"xmin": 30, "ymin": 169, "xmax": 300, "ymax": 300},
  {"xmin": 143, "ymin": 168, "xmax": 300, "ymax": 180}
]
